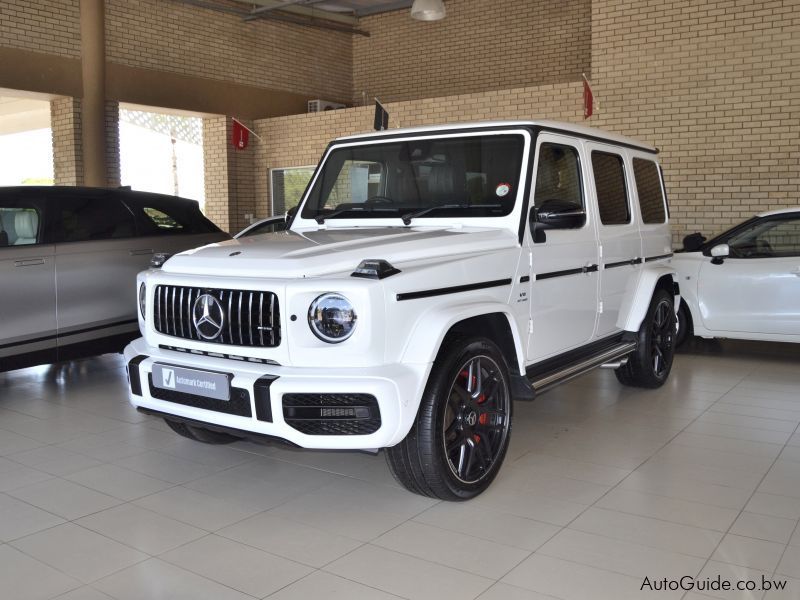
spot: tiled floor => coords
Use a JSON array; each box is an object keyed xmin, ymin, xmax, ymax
[{"xmin": 0, "ymin": 341, "xmax": 799, "ymax": 600}]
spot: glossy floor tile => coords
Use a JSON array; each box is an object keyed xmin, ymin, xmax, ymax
[{"xmin": 1, "ymin": 340, "xmax": 799, "ymax": 599}]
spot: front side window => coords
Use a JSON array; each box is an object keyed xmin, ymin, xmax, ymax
[
  {"xmin": 0, "ymin": 203, "xmax": 42, "ymax": 247},
  {"xmin": 142, "ymin": 207, "xmax": 184, "ymax": 231},
  {"xmin": 300, "ymin": 134, "xmax": 525, "ymax": 221},
  {"xmin": 271, "ymin": 166, "xmax": 315, "ymax": 216},
  {"xmin": 592, "ymin": 152, "xmax": 630, "ymax": 225},
  {"xmin": 633, "ymin": 158, "xmax": 666, "ymax": 224},
  {"xmin": 54, "ymin": 197, "xmax": 136, "ymax": 242},
  {"xmin": 533, "ymin": 143, "xmax": 583, "ymax": 208},
  {"xmin": 727, "ymin": 217, "xmax": 800, "ymax": 258}
]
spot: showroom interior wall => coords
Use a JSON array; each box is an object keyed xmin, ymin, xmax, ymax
[{"xmin": 257, "ymin": 0, "xmax": 800, "ymax": 243}]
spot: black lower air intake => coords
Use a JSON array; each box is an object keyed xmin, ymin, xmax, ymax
[{"xmin": 282, "ymin": 393, "xmax": 381, "ymax": 435}]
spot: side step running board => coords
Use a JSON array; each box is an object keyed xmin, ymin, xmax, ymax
[{"xmin": 528, "ymin": 341, "xmax": 637, "ymax": 395}]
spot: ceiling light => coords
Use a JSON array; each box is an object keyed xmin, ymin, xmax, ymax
[{"xmin": 411, "ymin": 0, "xmax": 446, "ymax": 21}]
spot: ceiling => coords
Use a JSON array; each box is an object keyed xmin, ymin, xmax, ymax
[{"xmin": 0, "ymin": 96, "xmax": 52, "ymax": 135}]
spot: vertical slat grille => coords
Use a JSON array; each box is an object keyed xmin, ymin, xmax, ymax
[{"xmin": 152, "ymin": 285, "xmax": 280, "ymax": 348}]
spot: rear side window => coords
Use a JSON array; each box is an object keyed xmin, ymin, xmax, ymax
[
  {"xmin": 592, "ymin": 152, "xmax": 630, "ymax": 225},
  {"xmin": 633, "ymin": 158, "xmax": 666, "ymax": 224},
  {"xmin": 132, "ymin": 197, "xmax": 220, "ymax": 236},
  {"xmin": 0, "ymin": 202, "xmax": 43, "ymax": 247},
  {"xmin": 53, "ymin": 197, "xmax": 136, "ymax": 242}
]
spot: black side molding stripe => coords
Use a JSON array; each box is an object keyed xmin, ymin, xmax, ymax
[
  {"xmin": 520, "ymin": 275, "xmax": 530, "ymax": 283},
  {"xmin": 0, "ymin": 318, "xmax": 138, "ymax": 351},
  {"xmin": 604, "ymin": 257, "xmax": 643, "ymax": 269},
  {"xmin": 396, "ymin": 278, "xmax": 512, "ymax": 301},
  {"xmin": 645, "ymin": 253, "xmax": 674, "ymax": 262},
  {"xmin": 536, "ymin": 264, "xmax": 599, "ymax": 281}
]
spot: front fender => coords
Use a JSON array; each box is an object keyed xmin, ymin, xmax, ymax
[
  {"xmin": 400, "ymin": 302, "xmax": 526, "ymax": 375},
  {"xmin": 617, "ymin": 265, "xmax": 679, "ymax": 332}
]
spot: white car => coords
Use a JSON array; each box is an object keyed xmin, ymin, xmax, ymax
[
  {"xmin": 125, "ymin": 120, "xmax": 678, "ymax": 499},
  {"xmin": 673, "ymin": 208, "xmax": 800, "ymax": 345}
]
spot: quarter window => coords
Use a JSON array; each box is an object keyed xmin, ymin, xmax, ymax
[
  {"xmin": 533, "ymin": 143, "xmax": 583, "ymax": 208},
  {"xmin": 592, "ymin": 152, "xmax": 630, "ymax": 225},
  {"xmin": 143, "ymin": 207, "xmax": 184, "ymax": 230},
  {"xmin": 633, "ymin": 158, "xmax": 666, "ymax": 224}
]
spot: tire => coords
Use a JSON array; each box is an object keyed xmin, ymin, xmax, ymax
[
  {"xmin": 675, "ymin": 301, "xmax": 693, "ymax": 347},
  {"xmin": 615, "ymin": 288, "xmax": 676, "ymax": 388},
  {"xmin": 386, "ymin": 336, "xmax": 513, "ymax": 500},
  {"xmin": 164, "ymin": 418, "xmax": 241, "ymax": 444}
]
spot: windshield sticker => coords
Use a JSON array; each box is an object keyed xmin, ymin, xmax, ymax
[{"xmin": 496, "ymin": 183, "xmax": 511, "ymax": 197}]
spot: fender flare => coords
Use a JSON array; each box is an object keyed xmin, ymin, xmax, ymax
[
  {"xmin": 617, "ymin": 265, "xmax": 679, "ymax": 332},
  {"xmin": 400, "ymin": 302, "xmax": 526, "ymax": 375}
]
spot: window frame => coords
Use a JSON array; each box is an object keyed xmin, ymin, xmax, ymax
[{"xmin": 591, "ymin": 150, "xmax": 632, "ymax": 226}]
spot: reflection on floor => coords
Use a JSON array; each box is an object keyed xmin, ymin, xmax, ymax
[{"xmin": 0, "ymin": 341, "xmax": 799, "ymax": 600}]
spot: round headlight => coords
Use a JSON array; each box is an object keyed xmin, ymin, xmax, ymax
[
  {"xmin": 308, "ymin": 293, "xmax": 357, "ymax": 343},
  {"xmin": 138, "ymin": 283, "xmax": 146, "ymax": 319}
]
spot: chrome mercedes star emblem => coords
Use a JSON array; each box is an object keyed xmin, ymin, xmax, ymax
[{"xmin": 192, "ymin": 294, "xmax": 225, "ymax": 340}]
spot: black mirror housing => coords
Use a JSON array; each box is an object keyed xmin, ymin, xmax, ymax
[{"xmin": 534, "ymin": 199, "xmax": 586, "ymax": 230}]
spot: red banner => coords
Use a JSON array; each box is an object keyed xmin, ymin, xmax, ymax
[
  {"xmin": 583, "ymin": 76, "xmax": 594, "ymax": 120},
  {"xmin": 232, "ymin": 119, "xmax": 249, "ymax": 150}
]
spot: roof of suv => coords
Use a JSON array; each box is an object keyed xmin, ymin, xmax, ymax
[
  {"xmin": 336, "ymin": 120, "xmax": 658, "ymax": 153},
  {"xmin": 0, "ymin": 186, "xmax": 201, "ymax": 207}
]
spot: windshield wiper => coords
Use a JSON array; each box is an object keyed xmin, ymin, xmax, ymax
[
  {"xmin": 315, "ymin": 206, "xmax": 398, "ymax": 224},
  {"xmin": 401, "ymin": 204, "xmax": 502, "ymax": 226}
]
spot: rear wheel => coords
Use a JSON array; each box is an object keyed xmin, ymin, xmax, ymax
[
  {"xmin": 164, "ymin": 418, "xmax": 241, "ymax": 444},
  {"xmin": 386, "ymin": 337, "xmax": 513, "ymax": 500},
  {"xmin": 616, "ymin": 288, "xmax": 676, "ymax": 388}
]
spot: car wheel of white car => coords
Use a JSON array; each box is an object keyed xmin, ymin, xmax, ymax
[
  {"xmin": 386, "ymin": 336, "xmax": 513, "ymax": 500},
  {"xmin": 164, "ymin": 418, "xmax": 241, "ymax": 444},
  {"xmin": 615, "ymin": 289, "xmax": 676, "ymax": 388}
]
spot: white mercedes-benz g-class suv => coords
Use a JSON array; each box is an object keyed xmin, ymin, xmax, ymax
[{"xmin": 125, "ymin": 121, "xmax": 678, "ymax": 500}]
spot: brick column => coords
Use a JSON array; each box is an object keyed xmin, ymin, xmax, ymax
[
  {"xmin": 105, "ymin": 100, "xmax": 120, "ymax": 187},
  {"xmin": 202, "ymin": 116, "xmax": 256, "ymax": 235},
  {"xmin": 50, "ymin": 97, "xmax": 84, "ymax": 186}
]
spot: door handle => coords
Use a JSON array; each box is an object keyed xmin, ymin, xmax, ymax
[
  {"xmin": 14, "ymin": 258, "xmax": 45, "ymax": 267},
  {"xmin": 130, "ymin": 249, "xmax": 154, "ymax": 256}
]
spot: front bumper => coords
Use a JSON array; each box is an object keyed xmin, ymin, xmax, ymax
[{"xmin": 124, "ymin": 338, "xmax": 429, "ymax": 449}]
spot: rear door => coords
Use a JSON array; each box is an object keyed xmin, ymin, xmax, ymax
[
  {"xmin": 586, "ymin": 145, "xmax": 643, "ymax": 338},
  {"xmin": 50, "ymin": 190, "xmax": 141, "ymax": 354},
  {"xmin": 699, "ymin": 214, "xmax": 800, "ymax": 335},
  {"xmin": 0, "ymin": 192, "xmax": 56, "ymax": 369}
]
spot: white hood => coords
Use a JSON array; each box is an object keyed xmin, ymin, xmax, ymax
[{"xmin": 164, "ymin": 226, "xmax": 519, "ymax": 278}]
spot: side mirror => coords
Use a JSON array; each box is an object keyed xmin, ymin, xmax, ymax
[
  {"xmin": 285, "ymin": 206, "xmax": 298, "ymax": 224},
  {"xmin": 534, "ymin": 199, "xmax": 586, "ymax": 230},
  {"xmin": 710, "ymin": 243, "xmax": 729, "ymax": 264}
]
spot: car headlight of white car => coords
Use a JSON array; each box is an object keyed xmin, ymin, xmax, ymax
[
  {"xmin": 308, "ymin": 293, "xmax": 357, "ymax": 343},
  {"xmin": 138, "ymin": 283, "xmax": 147, "ymax": 319}
]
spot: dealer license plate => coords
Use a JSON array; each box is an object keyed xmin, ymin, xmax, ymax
[{"xmin": 152, "ymin": 364, "xmax": 231, "ymax": 401}]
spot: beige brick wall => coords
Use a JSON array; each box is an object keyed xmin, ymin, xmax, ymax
[
  {"xmin": 0, "ymin": 0, "xmax": 81, "ymax": 58},
  {"xmin": 105, "ymin": 0, "xmax": 353, "ymax": 103},
  {"xmin": 254, "ymin": 82, "xmax": 584, "ymax": 217},
  {"xmin": 589, "ymin": 0, "xmax": 800, "ymax": 242},
  {"xmin": 204, "ymin": 116, "xmax": 256, "ymax": 234},
  {"xmin": 353, "ymin": 0, "xmax": 591, "ymax": 104},
  {"xmin": 105, "ymin": 100, "xmax": 121, "ymax": 187}
]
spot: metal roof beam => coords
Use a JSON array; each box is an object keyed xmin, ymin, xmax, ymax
[
  {"xmin": 353, "ymin": 1, "xmax": 413, "ymax": 16},
  {"xmin": 245, "ymin": 0, "xmax": 358, "ymax": 25}
]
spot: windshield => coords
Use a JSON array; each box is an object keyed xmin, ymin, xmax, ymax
[{"xmin": 300, "ymin": 134, "xmax": 525, "ymax": 221}]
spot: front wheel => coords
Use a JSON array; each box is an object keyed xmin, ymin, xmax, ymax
[
  {"xmin": 616, "ymin": 289, "xmax": 676, "ymax": 388},
  {"xmin": 386, "ymin": 337, "xmax": 513, "ymax": 500}
]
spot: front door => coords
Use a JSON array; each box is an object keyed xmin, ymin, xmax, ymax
[
  {"xmin": 0, "ymin": 194, "xmax": 57, "ymax": 369},
  {"xmin": 699, "ymin": 214, "xmax": 800, "ymax": 335},
  {"xmin": 50, "ymin": 191, "xmax": 142, "ymax": 354},
  {"xmin": 527, "ymin": 135, "xmax": 599, "ymax": 362}
]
